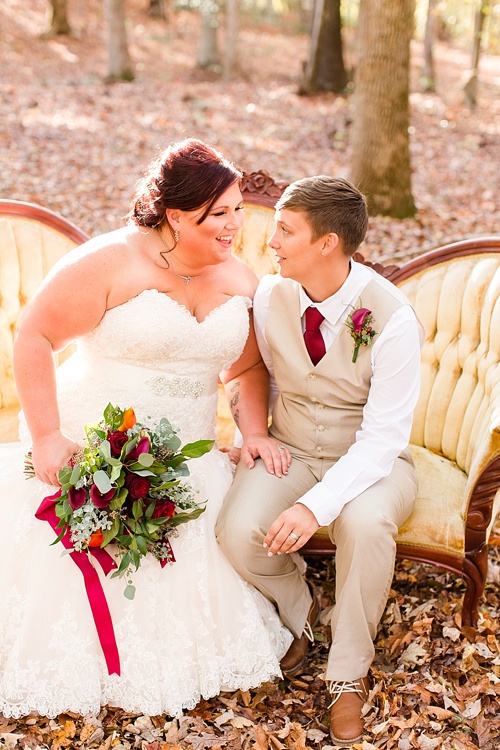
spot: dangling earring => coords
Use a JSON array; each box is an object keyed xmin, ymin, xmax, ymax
[{"xmin": 173, "ymin": 228, "xmax": 179, "ymax": 243}]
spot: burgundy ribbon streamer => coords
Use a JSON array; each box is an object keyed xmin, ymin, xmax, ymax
[
  {"xmin": 35, "ymin": 491, "xmax": 121, "ymax": 676},
  {"xmin": 160, "ymin": 537, "xmax": 175, "ymax": 567}
]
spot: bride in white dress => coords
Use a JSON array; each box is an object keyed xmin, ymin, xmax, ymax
[{"xmin": 0, "ymin": 139, "xmax": 293, "ymax": 719}]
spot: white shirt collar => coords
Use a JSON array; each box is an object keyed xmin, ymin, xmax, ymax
[{"xmin": 299, "ymin": 261, "xmax": 374, "ymax": 325}]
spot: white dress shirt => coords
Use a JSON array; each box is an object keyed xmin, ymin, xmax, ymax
[{"xmin": 251, "ymin": 261, "xmax": 424, "ymax": 527}]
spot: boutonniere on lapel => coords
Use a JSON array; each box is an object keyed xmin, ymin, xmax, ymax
[{"xmin": 345, "ymin": 303, "xmax": 377, "ymax": 363}]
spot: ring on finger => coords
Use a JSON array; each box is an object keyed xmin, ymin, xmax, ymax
[
  {"xmin": 289, "ymin": 531, "xmax": 299, "ymax": 541},
  {"xmin": 278, "ymin": 446, "xmax": 285, "ymax": 451}
]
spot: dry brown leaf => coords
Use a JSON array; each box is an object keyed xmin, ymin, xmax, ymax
[
  {"xmin": 424, "ymin": 706, "xmax": 456, "ymax": 720},
  {"xmin": 252, "ymin": 725, "xmax": 269, "ymax": 750}
]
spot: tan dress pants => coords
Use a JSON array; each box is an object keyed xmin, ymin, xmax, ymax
[{"xmin": 216, "ymin": 446, "xmax": 417, "ymax": 681}]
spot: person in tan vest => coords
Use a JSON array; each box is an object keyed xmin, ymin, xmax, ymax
[{"xmin": 216, "ymin": 175, "xmax": 422, "ymax": 746}]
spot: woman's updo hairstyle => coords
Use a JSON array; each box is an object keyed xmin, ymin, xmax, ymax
[{"xmin": 129, "ymin": 138, "xmax": 242, "ymax": 228}]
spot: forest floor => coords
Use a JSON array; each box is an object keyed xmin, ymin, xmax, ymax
[{"xmin": 1, "ymin": 2, "xmax": 500, "ymax": 749}]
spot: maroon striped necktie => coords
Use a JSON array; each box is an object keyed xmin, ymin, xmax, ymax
[{"xmin": 304, "ymin": 307, "xmax": 326, "ymax": 366}]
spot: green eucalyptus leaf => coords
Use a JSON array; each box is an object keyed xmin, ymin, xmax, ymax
[
  {"xmin": 109, "ymin": 464, "xmax": 123, "ymax": 483},
  {"xmin": 93, "ymin": 469, "xmax": 112, "ymax": 494},
  {"xmin": 126, "ymin": 465, "xmax": 155, "ymax": 477},
  {"xmin": 137, "ymin": 452, "xmax": 154, "ymax": 467},
  {"xmin": 124, "ymin": 584, "xmax": 136, "ymax": 600}
]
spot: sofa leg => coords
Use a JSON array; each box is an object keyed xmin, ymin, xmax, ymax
[{"xmin": 461, "ymin": 546, "xmax": 488, "ymax": 627}]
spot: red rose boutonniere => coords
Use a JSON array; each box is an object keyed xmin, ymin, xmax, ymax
[{"xmin": 345, "ymin": 303, "xmax": 377, "ymax": 363}]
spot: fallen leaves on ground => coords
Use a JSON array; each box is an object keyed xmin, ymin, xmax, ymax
[{"xmin": 2, "ymin": 525, "xmax": 499, "ymax": 749}]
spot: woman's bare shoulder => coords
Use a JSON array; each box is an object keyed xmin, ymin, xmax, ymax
[
  {"xmin": 225, "ymin": 254, "xmax": 260, "ymax": 297},
  {"xmin": 57, "ymin": 225, "xmax": 137, "ymax": 266}
]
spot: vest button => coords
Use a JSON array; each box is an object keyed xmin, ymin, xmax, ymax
[
  {"xmin": 318, "ymin": 403, "xmax": 325, "ymax": 410},
  {"xmin": 310, "ymin": 396, "xmax": 318, "ymax": 403},
  {"xmin": 309, "ymin": 374, "xmax": 317, "ymax": 380},
  {"xmin": 317, "ymin": 425, "xmax": 325, "ymax": 432},
  {"xmin": 316, "ymin": 446, "xmax": 323, "ymax": 453}
]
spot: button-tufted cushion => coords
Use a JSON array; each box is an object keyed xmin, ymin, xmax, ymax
[
  {"xmin": 0, "ymin": 207, "xmax": 86, "ymax": 440},
  {"xmin": 399, "ymin": 254, "xmax": 500, "ymax": 476}
]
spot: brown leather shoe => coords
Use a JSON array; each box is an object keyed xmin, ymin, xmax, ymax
[
  {"xmin": 329, "ymin": 676, "xmax": 370, "ymax": 746},
  {"xmin": 280, "ymin": 582, "xmax": 320, "ymax": 676}
]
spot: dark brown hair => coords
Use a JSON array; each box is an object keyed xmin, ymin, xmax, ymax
[
  {"xmin": 128, "ymin": 138, "xmax": 242, "ymax": 228},
  {"xmin": 275, "ymin": 175, "xmax": 368, "ymax": 256}
]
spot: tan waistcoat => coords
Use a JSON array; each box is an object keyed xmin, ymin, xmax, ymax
[{"xmin": 266, "ymin": 274, "xmax": 412, "ymax": 460}]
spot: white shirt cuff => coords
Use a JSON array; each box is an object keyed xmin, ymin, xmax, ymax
[{"xmin": 296, "ymin": 483, "xmax": 345, "ymax": 527}]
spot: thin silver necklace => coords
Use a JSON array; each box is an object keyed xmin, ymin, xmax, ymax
[
  {"xmin": 169, "ymin": 265, "xmax": 209, "ymax": 285},
  {"xmin": 155, "ymin": 228, "xmax": 209, "ymax": 285}
]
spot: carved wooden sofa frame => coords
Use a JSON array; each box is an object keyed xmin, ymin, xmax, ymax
[{"xmin": 1, "ymin": 178, "xmax": 499, "ymax": 630}]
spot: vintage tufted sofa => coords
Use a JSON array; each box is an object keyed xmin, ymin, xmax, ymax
[
  {"xmin": 0, "ymin": 200, "xmax": 88, "ymax": 439},
  {"xmin": 1, "ymin": 177, "xmax": 499, "ymax": 628}
]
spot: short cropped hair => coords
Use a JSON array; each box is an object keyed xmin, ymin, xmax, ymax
[{"xmin": 275, "ymin": 175, "xmax": 368, "ymax": 256}]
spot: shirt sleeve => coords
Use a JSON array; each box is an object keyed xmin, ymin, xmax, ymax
[{"xmin": 298, "ymin": 305, "xmax": 422, "ymax": 526}]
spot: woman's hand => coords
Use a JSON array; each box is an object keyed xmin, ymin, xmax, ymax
[
  {"xmin": 240, "ymin": 433, "xmax": 292, "ymax": 477},
  {"xmin": 31, "ymin": 430, "xmax": 81, "ymax": 487},
  {"xmin": 219, "ymin": 446, "xmax": 242, "ymax": 465}
]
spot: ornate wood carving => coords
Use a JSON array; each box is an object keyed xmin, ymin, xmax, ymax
[
  {"xmin": 240, "ymin": 170, "xmax": 289, "ymax": 208},
  {"xmin": 352, "ymin": 251, "xmax": 401, "ymax": 280},
  {"xmin": 460, "ymin": 454, "xmax": 500, "ymax": 625}
]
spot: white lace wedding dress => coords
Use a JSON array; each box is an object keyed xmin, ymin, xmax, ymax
[{"xmin": 0, "ymin": 291, "xmax": 292, "ymax": 719}]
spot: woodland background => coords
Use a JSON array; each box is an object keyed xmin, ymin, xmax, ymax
[{"xmin": 1, "ymin": 1, "xmax": 500, "ymax": 749}]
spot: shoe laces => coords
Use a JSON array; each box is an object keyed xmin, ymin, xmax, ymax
[
  {"xmin": 327, "ymin": 680, "xmax": 365, "ymax": 708},
  {"xmin": 303, "ymin": 619, "xmax": 315, "ymax": 643}
]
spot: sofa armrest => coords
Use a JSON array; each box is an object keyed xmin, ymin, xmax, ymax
[{"xmin": 463, "ymin": 388, "xmax": 500, "ymax": 546}]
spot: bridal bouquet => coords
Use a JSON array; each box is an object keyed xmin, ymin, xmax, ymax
[{"xmin": 27, "ymin": 403, "xmax": 213, "ymax": 600}]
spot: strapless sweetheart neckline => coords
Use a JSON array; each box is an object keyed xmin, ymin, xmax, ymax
[{"xmin": 107, "ymin": 289, "xmax": 252, "ymax": 326}]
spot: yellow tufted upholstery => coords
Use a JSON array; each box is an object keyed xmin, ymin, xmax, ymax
[
  {"xmin": 0, "ymin": 200, "xmax": 89, "ymax": 440},
  {"xmin": 1, "ymin": 184, "xmax": 499, "ymax": 628},
  {"xmin": 307, "ymin": 242, "xmax": 500, "ymax": 627}
]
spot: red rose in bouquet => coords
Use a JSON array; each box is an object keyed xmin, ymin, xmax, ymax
[
  {"xmin": 153, "ymin": 499, "xmax": 176, "ymax": 519},
  {"xmin": 108, "ymin": 430, "xmax": 129, "ymax": 457},
  {"xmin": 124, "ymin": 473, "xmax": 150, "ymax": 499}
]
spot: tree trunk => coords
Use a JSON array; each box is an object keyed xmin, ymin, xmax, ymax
[
  {"xmin": 463, "ymin": 0, "xmax": 490, "ymax": 108},
  {"xmin": 299, "ymin": 0, "xmax": 348, "ymax": 95},
  {"xmin": 422, "ymin": 0, "xmax": 437, "ymax": 91},
  {"xmin": 197, "ymin": 3, "xmax": 221, "ymax": 70},
  {"xmin": 223, "ymin": 0, "xmax": 239, "ymax": 81},
  {"xmin": 148, "ymin": 0, "xmax": 169, "ymax": 20},
  {"xmin": 104, "ymin": 0, "xmax": 134, "ymax": 81},
  {"xmin": 44, "ymin": 0, "xmax": 71, "ymax": 36},
  {"xmin": 350, "ymin": 0, "xmax": 416, "ymax": 218}
]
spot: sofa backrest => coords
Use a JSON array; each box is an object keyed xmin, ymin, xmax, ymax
[
  {"xmin": 3, "ymin": 192, "xmax": 499, "ymax": 472},
  {"xmin": 386, "ymin": 239, "xmax": 500, "ymax": 476},
  {"xmin": 0, "ymin": 200, "xmax": 89, "ymax": 411}
]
